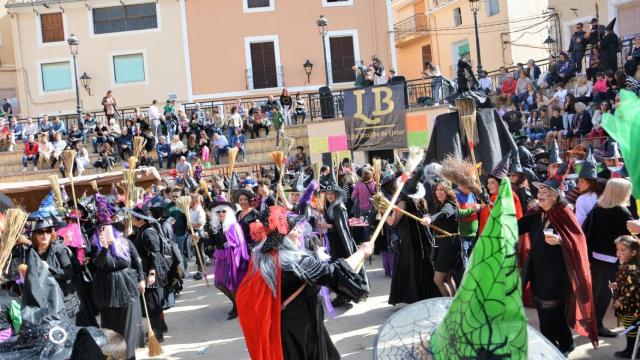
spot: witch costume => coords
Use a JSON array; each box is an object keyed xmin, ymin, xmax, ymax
[
  {"xmin": 90, "ymin": 194, "xmax": 144, "ymax": 360},
  {"xmin": 388, "ymin": 175, "xmax": 439, "ymax": 305},
  {"xmin": 521, "ymin": 167, "xmax": 598, "ymax": 355},
  {"xmin": 236, "ymin": 207, "xmax": 369, "ymax": 360}
]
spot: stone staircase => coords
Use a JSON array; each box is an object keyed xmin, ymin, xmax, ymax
[{"xmin": 0, "ymin": 124, "xmax": 310, "ymax": 183}]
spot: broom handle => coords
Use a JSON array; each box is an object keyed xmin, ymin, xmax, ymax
[
  {"xmin": 188, "ymin": 224, "xmax": 210, "ymax": 287},
  {"xmin": 389, "ymin": 206, "xmax": 453, "ymax": 236},
  {"xmin": 68, "ymin": 177, "xmax": 82, "ymax": 229},
  {"xmin": 140, "ymin": 288, "xmax": 154, "ymax": 331}
]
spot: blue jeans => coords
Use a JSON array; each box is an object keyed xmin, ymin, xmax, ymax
[
  {"xmin": 175, "ymin": 234, "xmax": 189, "ymax": 272},
  {"xmin": 214, "ymin": 146, "xmax": 228, "ymax": 165},
  {"xmin": 432, "ymin": 76, "xmax": 442, "ymax": 103},
  {"xmin": 157, "ymin": 152, "xmax": 167, "ymax": 169},
  {"xmin": 92, "ymin": 137, "xmax": 105, "ymax": 153},
  {"xmin": 227, "ymin": 126, "xmax": 236, "ymax": 141},
  {"xmin": 22, "ymin": 154, "xmax": 38, "ymax": 168}
]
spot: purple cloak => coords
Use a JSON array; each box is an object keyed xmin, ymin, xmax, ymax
[{"xmin": 213, "ymin": 222, "xmax": 250, "ymax": 292}]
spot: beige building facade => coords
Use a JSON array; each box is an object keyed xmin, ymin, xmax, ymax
[
  {"xmin": 185, "ymin": 0, "xmax": 396, "ymax": 100},
  {"xmin": 6, "ymin": 0, "xmax": 191, "ymax": 117},
  {"xmin": 0, "ymin": 5, "xmax": 18, "ymax": 109},
  {"xmin": 392, "ymin": 0, "xmax": 550, "ymax": 80}
]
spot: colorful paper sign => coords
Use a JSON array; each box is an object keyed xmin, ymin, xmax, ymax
[
  {"xmin": 328, "ymin": 135, "xmax": 348, "ymax": 152},
  {"xmin": 309, "ymin": 137, "xmax": 329, "ymax": 154}
]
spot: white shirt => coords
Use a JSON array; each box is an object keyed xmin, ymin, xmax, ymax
[
  {"xmin": 25, "ymin": 123, "xmax": 39, "ymax": 137},
  {"xmin": 553, "ymin": 88, "xmax": 568, "ymax": 108},
  {"xmin": 424, "ymin": 65, "xmax": 441, "ymax": 77},
  {"xmin": 575, "ymin": 192, "xmax": 598, "ymax": 225},
  {"xmin": 189, "ymin": 205, "xmax": 206, "ymax": 228},
  {"xmin": 230, "ymin": 113, "xmax": 243, "ymax": 128},
  {"xmin": 478, "ymin": 77, "xmax": 493, "ymax": 92},
  {"xmin": 148, "ymin": 105, "xmax": 160, "ymax": 122},
  {"xmin": 170, "ymin": 141, "xmax": 185, "ymax": 154}
]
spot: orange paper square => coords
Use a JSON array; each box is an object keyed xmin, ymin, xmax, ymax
[{"xmin": 406, "ymin": 114, "xmax": 428, "ymax": 132}]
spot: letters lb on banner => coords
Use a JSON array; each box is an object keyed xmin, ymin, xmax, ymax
[{"xmin": 343, "ymin": 83, "xmax": 407, "ymax": 152}]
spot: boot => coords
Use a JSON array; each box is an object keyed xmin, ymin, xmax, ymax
[{"xmin": 614, "ymin": 336, "xmax": 636, "ymax": 358}]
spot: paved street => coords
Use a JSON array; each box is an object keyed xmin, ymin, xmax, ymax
[{"xmin": 137, "ymin": 256, "xmax": 627, "ymax": 360}]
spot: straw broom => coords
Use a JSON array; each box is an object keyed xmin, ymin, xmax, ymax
[
  {"xmin": 312, "ymin": 162, "xmax": 322, "ymax": 183},
  {"xmin": 0, "ymin": 208, "xmax": 29, "ymax": 274},
  {"xmin": 175, "ymin": 195, "xmax": 210, "ymax": 287},
  {"xmin": 356, "ymin": 147, "xmax": 425, "ymax": 272},
  {"xmin": 141, "ymin": 293, "xmax": 163, "ymax": 357},
  {"xmin": 132, "ymin": 136, "xmax": 147, "ymax": 160},
  {"xmin": 90, "ymin": 180, "xmax": 99, "ymax": 193},
  {"xmin": 371, "ymin": 194, "xmax": 453, "ymax": 236},
  {"xmin": 455, "ymin": 98, "xmax": 480, "ymax": 178},
  {"xmin": 269, "ymin": 151, "xmax": 286, "ymax": 186},
  {"xmin": 48, "ymin": 175, "xmax": 65, "ymax": 213},
  {"xmin": 372, "ymin": 158, "xmax": 382, "ymax": 192},
  {"xmin": 199, "ymin": 179, "xmax": 212, "ymax": 202},
  {"xmin": 227, "ymin": 147, "xmax": 239, "ymax": 200}
]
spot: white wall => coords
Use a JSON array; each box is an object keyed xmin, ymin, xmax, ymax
[{"xmin": 505, "ymin": 0, "xmax": 550, "ymax": 64}]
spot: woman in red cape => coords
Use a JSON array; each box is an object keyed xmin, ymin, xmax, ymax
[
  {"xmin": 520, "ymin": 167, "xmax": 599, "ymax": 357},
  {"xmin": 236, "ymin": 206, "xmax": 372, "ymax": 360}
]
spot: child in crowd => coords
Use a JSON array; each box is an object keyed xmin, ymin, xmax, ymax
[
  {"xmin": 545, "ymin": 106, "xmax": 564, "ymax": 142},
  {"xmin": 611, "ymin": 235, "xmax": 640, "ymax": 358},
  {"xmin": 592, "ymin": 72, "xmax": 608, "ymax": 104}
]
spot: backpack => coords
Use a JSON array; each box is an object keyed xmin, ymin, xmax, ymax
[
  {"xmin": 153, "ymin": 221, "xmax": 185, "ymax": 287},
  {"xmin": 149, "ymin": 222, "xmax": 172, "ymax": 287}
]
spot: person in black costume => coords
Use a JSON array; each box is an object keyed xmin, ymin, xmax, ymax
[
  {"xmin": 237, "ymin": 212, "xmax": 372, "ymax": 360},
  {"xmin": 90, "ymin": 194, "xmax": 144, "ymax": 360},
  {"xmin": 385, "ymin": 174, "xmax": 439, "ymax": 305},
  {"xmin": 319, "ymin": 183, "xmax": 366, "ymax": 307},
  {"xmin": 599, "ymin": 19, "xmax": 620, "ymax": 74},
  {"xmin": 420, "ymin": 178, "xmax": 462, "ymax": 297},
  {"xmin": 234, "ymin": 189, "xmax": 260, "ymax": 254},
  {"xmin": 129, "ymin": 208, "xmax": 166, "ymax": 343}
]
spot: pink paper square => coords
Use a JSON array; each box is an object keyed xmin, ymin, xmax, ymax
[{"xmin": 328, "ymin": 135, "xmax": 348, "ymax": 152}]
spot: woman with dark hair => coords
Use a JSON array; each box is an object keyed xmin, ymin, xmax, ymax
[
  {"xmin": 590, "ymin": 100, "xmax": 611, "ymax": 138},
  {"xmin": 186, "ymin": 134, "xmax": 199, "ymax": 162},
  {"xmin": 520, "ymin": 167, "xmax": 598, "ymax": 356},
  {"xmin": 91, "ymin": 194, "xmax": 144, "ymax": 360},
  {"xmin": 420, "ymin": 178, "xmax": 461, "ymax": 297},
  {"xmin": 572, "ymin": 149, "xmax": 601, "ymax": 225},
  {"xmin": 101, "ymin": 90, "xmax": 117, "ymax": 121},
  {"xmin": 234, "ymin": 189, "xmax": 259, "ymax": 253},
  {"xmin": 279, "ymin": 89, "xmax": 293, "ymax": 126},
  {"xmin": 582, "ymin": 178, "xmax": 633, "ymax": 338},
  {"xmin": 386, "ymin": 174, "xmax": 439, "ymax": 304},
  {"xmin": 561, "ymin": 93, "xmax": 576, "ymax": 139}
]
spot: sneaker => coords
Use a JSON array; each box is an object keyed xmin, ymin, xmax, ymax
[
  {"xmin": 22, "ymin": 167, "xmax": 27, "ymax": 172},
  {"xmin": 192, "ymin": 272, "xmax": 203, "ymax": 281},
  {"xmin": 33, "ymin": 166, "xmax": 38, "ymax": 171}
]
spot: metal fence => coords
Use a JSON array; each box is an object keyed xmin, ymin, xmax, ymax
[{"xmin": 394, "ymin": 13, "xmax": 430, "ymax": 43}]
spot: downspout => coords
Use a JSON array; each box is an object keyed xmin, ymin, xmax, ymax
[{"xmin": 385, "ymin": 0, "xmax": 398, "ymax": 72}]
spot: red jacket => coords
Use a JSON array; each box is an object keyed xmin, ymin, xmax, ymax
[
  {"xmin": 501, "ymin": 78, "xmax": 517, "ymax": 95},
  {"xmin": 24, "ymin": 141, "xmax": 39, "ymax": 156}
]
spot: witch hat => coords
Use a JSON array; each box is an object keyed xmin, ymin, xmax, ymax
[
  {"xmin": 549, "ymin": 139, "xmax": 563, "ymax": 164},
  {"xmin": 401, "ymin": 173, "xmax": 426, "ymax": 199},
  {"xmin": 605, "ymin": 17, "xmax": 616, "ymax": 31},
  {"xmin": 578, "ymin": 148, "xmax": 598, "ymax": 180},
  {"xmin": 70, "ymin": 328, "xmax": 106, "ymax": 360},
  {"xmin": 508, "ymin": 152, "xmax": 524, "ymax": 175},
  {"xmin": 533, "ymin": 160, "xmax": 572, "ymax": 193},
  {"xmin": 489, "ymin": 152, "xmax": 511, "ymax": 181},
  {"xmin": 604, "ymin": 141, "xmax": 621, "ymax": 159}
]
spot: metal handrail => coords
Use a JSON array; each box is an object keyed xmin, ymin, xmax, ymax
[{"xmin": 394, "ymin": 13, "xmax": 430, "ymax": 42}]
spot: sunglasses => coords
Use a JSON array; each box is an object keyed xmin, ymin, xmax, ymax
[
  {"xmin": 216, "ymin": 210, "xmax": 227, "ymax": 214},
  {"xmin": 34, "ymin": 228, "xmax": 54, "ymax": 235}
]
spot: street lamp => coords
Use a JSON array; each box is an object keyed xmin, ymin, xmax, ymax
[
  {"xmin": 317, "ymin": 15, "xmax": 330, "ymax": 87},
  {"xmin": 80, "ymin": 72, "xmax": 92, "ymax": 96},
  {"xmin": 469, "ymin": 0, "xmax": 482, "ymax": 74},
  {"xmin": 543, "ymin": 35, "xmax": 557, "ymax": 56},
  {"xmin": 66, "ymin": 34, "xmax": 82, "ymax": 127},
  {"xmin": 303, "ymin": 59, "xmax": 313, "ymax": 83}
]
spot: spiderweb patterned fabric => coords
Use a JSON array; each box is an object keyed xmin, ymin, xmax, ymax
[{"xmin": 430, "ymin": 178, "xmax": 526, "ymax": 359}]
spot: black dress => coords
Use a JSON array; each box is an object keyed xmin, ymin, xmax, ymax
[
  {"xmin": 34, "ymin": 242, "xmax": 81, "ymax": 321},
  {"xmin": 519, "ymin": 211, "xmax": 574, "ymax": 352},
  {"xmin": 388, "ymin": 197, "xmax": 439, "ymax": 305},
  {"xmin": 431, "ymin": 200, "xmax": 463, "ymax": 274},
  {"xmin": 92, "ymin": 240, "xmax": 144, "ymax": 360},
  {"xmin": 237, "ymin": 208, "xmax": 259, "ymax": 253},
  {"xmin": 281, "ymin": 254, "xmax": 364, "ymax": 360}
]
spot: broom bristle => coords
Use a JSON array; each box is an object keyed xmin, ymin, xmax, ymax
[
  {"xmin": 133, "ymin": 136, "xmax": 146, "ymax": 159},
  {"xmin": 0, "ymin": 209, "xmax": 29, "ymax": 273},
  {"xmin": 229, "ymin": 147, "xmax": 238, "ymax": 165},
  {"xmin": 90, "ymin": 180, "xmax": 99, "ymax": 192},
  {"xmin": 312, "ymin": 162, "xmax": 322, "ymax": 182},
  {"xmin": 269, "ymin": 151, "xmax": 286, "ymax": 167},
  {"xmin": 146, "ymin": 327, "xmax": 163, "ymax": 357},
  {"xmin": 48, "ymin": 175, "xmax": 64, "ymax": 211},
  {"xmin": 373, "ymin": 158, "xmax": 382, "ymax": 187},
  {"xmin": 128, "ymin": 156, "xmax": 138, "ymax": 171},
  {"xmin": 63, "ymin": 150, "xmax": 76, "ymax": 177}
]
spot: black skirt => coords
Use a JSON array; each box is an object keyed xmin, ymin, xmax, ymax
[
  {"xmin": 92, "ymin": 268, "xmax": 139, "ymax": 309},
  {"xmin": 100, "ymin": 296, "xmax": 144, "ymax": 360},
  {"xmin": 434, "ymin": 235, "xmax": 463, "ymax": 273}
]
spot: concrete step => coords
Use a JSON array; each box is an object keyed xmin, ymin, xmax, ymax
[{"xmin": 1, "ymin": 164, "xmax": 125, "ymax": 183}]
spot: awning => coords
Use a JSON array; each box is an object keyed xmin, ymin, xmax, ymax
[{"xmin": 0, "ymin": 167, "xmax": 161, "ymax": 212}]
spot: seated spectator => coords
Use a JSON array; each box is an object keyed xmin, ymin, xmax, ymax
[
  {"xmin": 39, "ymin": 115, "xmax": 53, "ymax": 139},
  {"xmin": 186, "ymin": 134, "xmax": 199, "ymax": 162},
  {"xmin": 561, "ymin": 94, "xmax": 577, "ymax": 138},
  {"xmin": 155, "ymin": 135, "xmax": 170, "ymax": 169},
  {"xmin": 67, "ymin": 124, "xmax": 83, "ymax": 150},
  {"xmin": 496, "ymin": 66, "xmax": 509, "ymax": 95},
  {"xmin": 625, "ymin": 35, "xmax": 640, "ymax": 64},
  {"xmin": 546, "ymin": 106, "xmax": 564, "ymax": 141},
  {"xmin": 38, "ymin": 135, "xmax": 53, "ymax": 168},
  {"xmin": 512, "ymin": 70, "xmax": 532, "ymax": 106},
  {"xmin": 230, "ymin": 128, "xmax": 246, "ymax": 162},
  {"xmin": 573, "ymin": 74, "xmax": 593, "ymax": 103},
  {"xmin": 477, "ymin": 71, "xmax": 493, "ymax": 94},
  {"xmin": 193, "ymin": 158, "xmax": 204, "ymax": 182},
  {"xmin": 168, "ymin": 134, "xmax": 185, "ymax": 168},
  {"xmin": 241, "ymin": 172, "xmax": 256, "ymax": 188},
  {"xmin": 75, "ymin": 143, "xmax": 90, "ymax": 176},
  {"xmin": 92, "ymin": 124, "xmax": 108, "ymax": 153},
  {"xmin": 620, "ymin": 62, "xmax": 640, "ymax": 94},
  {"xmin": 22, "ymin": 117, "xmax": 39, "ymax": 143},
  {"xmin": 500, "ymin": 73, "xmax": 517, "ymax": 104},
  {"xmin": 264, "ymin": 95, "xmax": 279, "ymax": 119},
  {"xmin": 592, "ymin": 72, "xmax": 608, "ymax": 104},
  {"xmin": 22, "ymin": 134, "xmax": 39, "ymax": 172},
  {"xmin": 51, "ymin": 116, "xmax": 66, "ymax": 136},
  {"xmin": 138, "ymin": 149, "xmax": 153, "ymax": 168},
  {"xmin": 81, "ymin": 113, "xmax": 96, "ymax": 142},
  {"xmin": 50, "ymin": 131, "xmax": 67, "ymax": 168},
  {"xmin": 529, "ymin": 112, "xmax": 548, "ymax": 142},
  {"xmin": 586, "ymin": 47, "xmax": 601, "ymax": 83},
  {"xmin": 526, "ymin": 59, "xmax": 541, "ymax": 83},
  {"xmin": 212, "ymin": 133, "xmax": 229, "ymax": 165},
  {"xmin": 568, "ymin": 102, "xmax": 593, "ymax": 138},
  {"xmin": 521, "ymin": 83, "xmax": 537, "ymax": 111},
  {"xmin": 117, "ymin": 127, "xmax": 133, "ymax": 161},
  {"xmin": 9, "ymin": 119, "xmax": 23, "ymax": 144},
  {"xmin": 175, "ymin": 156, "xmax": 197, "ymax": 189},
  {"xmin": 590, "ymin": 101, "xmax": 610, "ymax": 138},
  {"xmin": 547, "ymin": 52, "xmax": 576, "ymax": 86},
  {"xmin": 503, "ymin": 107, "xmax": 523, "ymax": 134},
  {"xmin": 294, "ymin": 94, "xmax": 307, "ymax": 124},
  {"xmin": 106, "ymin": 118, "xmax": 121, "ymax": 146},
  {"xmin": 93, "ymin": 143, "xmax": 115, "ymax": 171},
  {"xmin": 125, "ymin": 119, "xmax": 138, "ymax": 137},
  {"xmin": 0, "ymin": 119, "xmax": 14, "ymax": 152},
  {"xmin": 548, "ymin": 82, "xmax": 568, "ymax": 109},
  {"xmin": 535, "ymin": 90, "xmax": 550, "ymax": 109},
  {"xmin": 250, "ymin": 108, "xmax": 270, "ymax": 139}
]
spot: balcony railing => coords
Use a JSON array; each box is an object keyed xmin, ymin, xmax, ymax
[
  {"xmin": 432, "ymin": 0, "xmax": 455, "ymax": 9},
  {"xmin": 394, "ymin": 13, "xmax": 430, "ymax": 43},
  {"xmin": 245, "ymin": 66, "xmax": 285, "ymax": 90}
]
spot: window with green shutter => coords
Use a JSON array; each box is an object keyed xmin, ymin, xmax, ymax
[
  {"xmin": 41, "ymin": 61, "xmax": 72, "ymax": 92},
  {"xmin": 113, "ymin": 53, "xmax": 146, "ymax": 84}
]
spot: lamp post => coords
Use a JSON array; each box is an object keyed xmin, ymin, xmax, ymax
[
  {"xmin": 317, "ymin": 15, "xmax": 330, "ymax": 87},
  {"xmin": 303, "ymin": 59, "xmax": 314, "ymax": 83},
  {"xmin": 66, "ymin": 34, "xmax": 82, "ymax": 127},
  {"xmin": 79, "ymin": 72, "xmax": 92, "ymax": 96},
  {"xmin": 543, "ymin": 35, "xmax": 557, "ymax": 56},
  {"xmin": 469, "ymin": 0, "xmax": 482, "ymax": 74}
]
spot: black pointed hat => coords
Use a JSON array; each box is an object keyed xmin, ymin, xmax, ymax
[
  {"xmin": 578, "ymin": 148, "xmax": 598, "ymax": 180},
  {"xmin": 489, "ymin": 152, "xmax": 510, "ymax": 180},
  {"xmin": 606, "ymin": 18, "xmax": 616, "ymax": 31},
  {"xmin": 401, "ymin": 173, "xmax": 426, "ymax": 199},
  {"xmin": 70, "ymin": 328, "xmax": 106, "ymax": 360},
  {"xmin": 549, "ymin": 140, "xmax": 562, "ymax": 164},
  {"xmin": 508, "ymin": 152, "xmax": 524, "ymax": 174},
  {"xmin": 533, "ymin": 161, "xmax": 572, "ymax": 193},
  {"xmin": 604, "ymin": 141, "xmax": 621, "ymax": 159}
]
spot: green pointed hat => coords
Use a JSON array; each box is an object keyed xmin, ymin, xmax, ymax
[{"xmin": 431, "ymin": 178, "xmax": 527, "ymax": 358}]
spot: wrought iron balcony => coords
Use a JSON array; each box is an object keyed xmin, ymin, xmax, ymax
[
  {"xmin": 245, "ymin": 66, "xmax": 285, "ymax": 90},
  {"xmin": 394, "ymin": 13, "xmax": 430, "ymax": 44}
]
